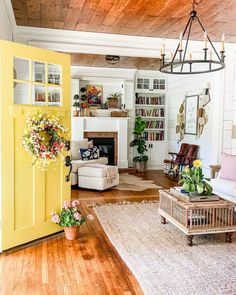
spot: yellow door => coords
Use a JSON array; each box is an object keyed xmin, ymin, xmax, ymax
[{"xmin": 0, "ymin": 40, "xmax": 71, "ymax": 250}]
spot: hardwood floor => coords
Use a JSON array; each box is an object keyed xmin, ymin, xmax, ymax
[{"xmin": 0, "ymin": 171, "xmax": 177, "ymax": 295}]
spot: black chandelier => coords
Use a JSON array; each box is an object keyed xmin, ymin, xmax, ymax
[{"xmin": 159, "ymin": 0, "xmax": 225, "ymax": 74}]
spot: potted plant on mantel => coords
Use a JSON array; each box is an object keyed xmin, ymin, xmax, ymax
[
  {"xmin": 106, "ymin": 92, "xmax": 122, "ymax": 109},
  {"xmin": 51, "ymin": 200, "xmax": 94, "ymax": 240},
  {"xmin": 130, "ymin": 116, "xmax": 149, "ymax": 172}
]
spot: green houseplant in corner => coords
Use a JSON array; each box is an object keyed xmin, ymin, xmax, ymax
[{"xmin": 130, "ymin": 116, "xmax": 148, "ymax": 172}]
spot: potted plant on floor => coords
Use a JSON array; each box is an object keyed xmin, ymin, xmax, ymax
[
  {"xmin": 106, "ymin": 92, "xmax": 122, "ymax": 109},
  {"xmin": 51, "ymin": 200, "xmax": 94, "ymax": 240},
  {"xmin": 130, "ymin": 116, "xmax": 148, "ymax": 172}
]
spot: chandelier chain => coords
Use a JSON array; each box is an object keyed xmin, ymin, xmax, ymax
[{"xmin": 192, "ymin": 0, "xmax": 202, "ymax": 10}]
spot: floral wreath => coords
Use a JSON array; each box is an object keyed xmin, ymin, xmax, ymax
[{"xmin": 22, "ymin": 113, "xmax": 68, "ymax": 168}]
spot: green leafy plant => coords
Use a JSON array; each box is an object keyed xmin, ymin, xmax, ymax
[
  {"xmin": 51, "ymin": 200, "xmax": 93, "ymax": 227},
  {"xmin": 73, "ymin": 94, "xmax": 80, "ymax": 108},
  {"xmin": 107, "ymin": 92, "xmax": 122, "ymax": 101},
  {"xmin": 179, "ymin": 160, "xmax": 213, "ymax": 195},
  {"xmin": 130, "ymin": 116, "xmax": 148, "ymax": 163}
]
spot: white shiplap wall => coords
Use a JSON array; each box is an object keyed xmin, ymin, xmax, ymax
[{"xmin": 167, "ymin": 70, "xmax": 225, "ymax": 176}]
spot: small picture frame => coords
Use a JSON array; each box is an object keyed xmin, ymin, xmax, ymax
[{"xmin": 184, "ymin": 95, "xmax": 199, "ymax": 135}]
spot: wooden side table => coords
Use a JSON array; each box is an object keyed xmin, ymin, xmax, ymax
[
  {"xmin": 158, "ymin": 189, "xmax": 236, "ymax": 246},
  {"xmin": 209, "ymin": 164, "xmax": 221, "ymax": 178}
]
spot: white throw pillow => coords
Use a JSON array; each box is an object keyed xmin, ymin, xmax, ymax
[{"xmin": 71, "ymin": 139, "xmax": 88, "ymax": 160}]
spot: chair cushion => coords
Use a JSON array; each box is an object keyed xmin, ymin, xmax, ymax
[
  {"xmin": 71, "ymin": 139, "xmax": 88, "ymax": 160},
  {"xmin": 71, "ymin": 157, "xmax": 108, "ymax": 173},
  {"xmin": 220, "ymin": 152, "xmax": 236, "ymax": 181},
  {"xmin": 210, "ymin": 178, "xmax": 236, "ymax": 198}
]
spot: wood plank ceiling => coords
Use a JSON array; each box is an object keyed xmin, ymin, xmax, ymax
[
  {"xmin": 11, "ymin": 0, "xmax": 236, "ymax": 42},
  {"xmin": 70, "ymin": 53, "xmax": 160, "ymax": 69}
]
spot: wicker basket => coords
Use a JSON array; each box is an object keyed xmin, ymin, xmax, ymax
[{"xmin": 111, "ymin": 111, "xmax": 128, "ymax": 117}]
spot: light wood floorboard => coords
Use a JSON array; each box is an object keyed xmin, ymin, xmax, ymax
[{"xmin": 0, "ymin": 171, "xmax": 177, "ymax": 295}]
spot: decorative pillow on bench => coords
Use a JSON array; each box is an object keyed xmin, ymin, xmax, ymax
[
  {"xmin": 80, "ymin": 146, "xmax": 99, "ymax": 161},
  {"xmin": 220, "ymin": 152, "xmax": 236, "ymax": 181}
]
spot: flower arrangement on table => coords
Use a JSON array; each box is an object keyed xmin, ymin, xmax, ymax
[
  {"xmin": 51, "ymin": 200, "xmax": 94, "ymax": 240},
  {"xmin": 22, "ymin": 112, "xmax": 68, "ymax": 168},
  {"xmin": 179, "ymin": 160, "xmax": 213, "ymax": 195}
]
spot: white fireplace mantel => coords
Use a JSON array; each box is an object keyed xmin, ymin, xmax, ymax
[{"xmin": 72, "ymin": 117, "xmax": 130, "ymax": 168}]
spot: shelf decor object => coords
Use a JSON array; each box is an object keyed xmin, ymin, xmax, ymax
[
  {"xmin": 184, "ymin": 94, "xmax": 199, "ymax": 135},
  {"xmin": 159, "ymin": 0, "xmax": 225, "ymax": 74}
]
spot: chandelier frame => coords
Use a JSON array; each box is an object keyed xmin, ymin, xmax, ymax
[{"xmin": 159, "ymin": 1, "xmax": 225, "ymax": 74}]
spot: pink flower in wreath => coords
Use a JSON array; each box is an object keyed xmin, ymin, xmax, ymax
[
  {"xmin": 51, "ymin": 214, "xmax": 60, "ymax": 223},
  {"xmin": 74, "ymin": 212, "xmax": 82, "ymax": 221},
  {"xmin": 63, "ymin": 200, "xmax": 71, "ymax": 209},
  {"xmin": 40, "ymin": 144, "xmax": 46, "ymax": 151},
  {"xmin": 53, "ymin": 142, "xmax": 60, "ymax": 148}
]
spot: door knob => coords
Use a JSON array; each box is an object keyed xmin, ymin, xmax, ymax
[{"xmin": 64, "ymin": 155, "xmax": 72, "ymax": 182}]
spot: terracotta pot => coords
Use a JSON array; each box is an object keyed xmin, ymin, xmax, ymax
[
  {"xmin": 135, "ymin": 161, "xmax": 147, "ymax": 173},
  {"xmin": 108, "ymin": 100, "xmax": 121, "ymax": 109},
  {"xmin": 64, "ymin": 226, "xmax": 79, "ymax": 240}
]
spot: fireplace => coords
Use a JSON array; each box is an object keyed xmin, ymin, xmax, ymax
[
  {"xmin": 84, "ymin": 132, "xmax": 118, "ymax": 166},
  {"xmin": 89, "ymin": 137, "xmax": 114, "ymax": 165}
]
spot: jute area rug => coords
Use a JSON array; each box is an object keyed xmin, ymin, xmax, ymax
[
  {"xmin": 94, "ymin": 203, "xmax": 236, "ymax": 295},
  {"xmin": 112, "ymin": 173, "xmax": 161, "ymax": 191}
]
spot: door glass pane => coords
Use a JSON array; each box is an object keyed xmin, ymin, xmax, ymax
[
  {"xmin": 14, "ymin": 82, "xmax": 30, "ymax": 104},
  {"xmin": 48, "ymin": 86, "xmax": 61, "ymax": 106},
  {"xmin": 33, "ymin": 85, "xmax": 46, "ymax": 105},
  {"xmin": 48, "ymin": 64, "xmax": 61, "ymax": 85},
  {"xmin": 32, "ymin": 61, "xmax": 46, "ymax": 83},
  {"xmin": 13, "ymin": 57, "xmax": 29, "ymax": 81}
]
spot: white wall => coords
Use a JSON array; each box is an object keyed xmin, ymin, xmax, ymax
[
  {"xmin": 221, "ymin": 48, "xmax": 236, "ymax": 155},
  {"xmin": 167, "ymin": 70, "xmax": 224, "ymax": 176}
]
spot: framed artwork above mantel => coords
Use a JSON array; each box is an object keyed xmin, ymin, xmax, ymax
[{"xmin": 184, "ymin": 95, "xmax": 199, "ymax": 135}]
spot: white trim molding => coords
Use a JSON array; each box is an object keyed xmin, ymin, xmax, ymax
[{"xmin": 1, "ymin": 0, "xmax": 16, "ymax": 34}]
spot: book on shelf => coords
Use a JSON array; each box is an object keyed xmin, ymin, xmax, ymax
[
  {"xmin": 135, "ymin": 95, "xmax": 165, "ymax": 105},
  {"xmin": 145, "ymin": 120, "xmax": 164, "ymax": 129},
  {"xmin": 135, "ymin": 108, "xmax": 165, "ymax": 117},
  {"xmin": 143, "ymin": 131, "xmax": 165, "ymax": 141}
]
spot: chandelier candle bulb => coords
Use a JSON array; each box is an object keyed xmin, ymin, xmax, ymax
[
  {"xmin": 179, "ymin": 32, "xmax": 183, "ymax": 50},
  {"xmin": 221, "ymin": 33, "xmax": 225, "ymax": 51},
  {"xmin": 162, "ymin": 43, "xmax": 165, "ymax": 54},
  {"xmin": 189, "ymin": 53, "xmax": 192, "ymax": 61},
  {"xmin": 204, "ymin": 31, "xmax": 208, "ymax": 48}
]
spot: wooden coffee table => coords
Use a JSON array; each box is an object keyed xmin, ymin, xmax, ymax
[{"xmin": 158, "ymin": 189, "xmax": 236, "ymax": 246}]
